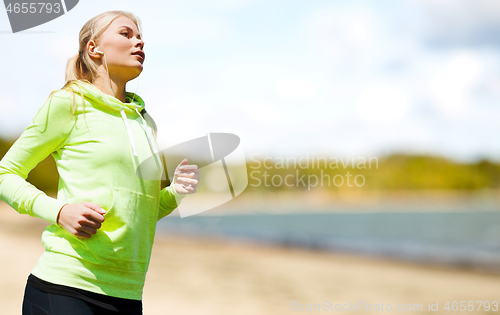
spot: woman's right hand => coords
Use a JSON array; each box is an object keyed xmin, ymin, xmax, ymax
[{"xmin": 56, "ymin": 202, "xmax": 106, "ymax": 238}]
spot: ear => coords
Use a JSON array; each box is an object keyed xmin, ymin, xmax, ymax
[{"xmin": 87, "ymin": 40, "xmax": 102, "ymax": 58}]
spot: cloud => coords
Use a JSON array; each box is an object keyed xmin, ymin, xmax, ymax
[
  {"xmin": 147, "ymin": 16, "xmax": 226, "ymax": 46},
  {"xmin": 0, "ymin": 93, "xmax": 26, "ymax": 137},
  {"xmin": 355, "ymin": 81, "xmax": 411, "ymax": 123},
  {"xmin": 185, "ymin": 0, "xmax": 264, "ymax": 11},
  {"xmin": 427, "ymin": 51, "xmax": 482, "ymax": 118},
  {"xmin": 51, "ymin": 32, "xmax": 79, "ymax": 61},
  {"xmin": 238, "ymin": 99, "xmax": 283, "ymax": 125},
  {"xmin": 304, "ymin": 4, "xmax": 381, "ymax": 64},
  {"xmin": 274, "ymin": 79, "xmax": 317, "ymax": 101},
  {"xmin": 418, "ymin": 0, "xmax": 500, "ymax": 48}
]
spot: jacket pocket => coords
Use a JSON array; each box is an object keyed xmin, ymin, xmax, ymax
[{"xmin": 82, "ymin": 187, "xmax": 158, "ymax": 263}]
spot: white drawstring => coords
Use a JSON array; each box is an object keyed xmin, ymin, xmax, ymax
[
  {"xmin": 135, "ymin": 108, "xmax": 161, "ymax": 168},
  {"xmin": 120, "ymin": 107, "xmax": 161, "ymax": 171},
  {"xmin": 120, "ymin": 108, "xmax": 138, "ymax": 157},
  {"xmin": 135, "ymin": 108, "xmax": 159, "ymax": 154}
]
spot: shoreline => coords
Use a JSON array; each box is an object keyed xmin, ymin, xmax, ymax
[{"xmin": 177, "ymin": 189, "xmax": 500, "ymax": 216}]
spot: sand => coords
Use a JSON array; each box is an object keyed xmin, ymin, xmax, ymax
[{"xmin": 1, "ymin": 202, "xmax": 499, "ymax": 315}]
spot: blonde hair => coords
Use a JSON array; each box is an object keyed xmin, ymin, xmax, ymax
[{"xmin": 48, "ymin": 11, "xmax": 157, "ymax": 139}]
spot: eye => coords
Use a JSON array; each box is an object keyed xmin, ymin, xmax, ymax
[{"xmin": 121, "ymin": 32, "xmax": 128, "ymax": 37}]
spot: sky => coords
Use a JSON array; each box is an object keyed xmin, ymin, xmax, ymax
[{"xmin": 1, "ymin": 0, "xmax": 500, "ymax": 163}]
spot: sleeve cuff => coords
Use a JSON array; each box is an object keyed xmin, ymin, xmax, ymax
[
  {"xmin": 31, "ymin": 194, "xmax": 68, "ymax": 225},
  {"xmin": 168, "ymin": 183, "xmax": 187, "ymax": 201}
]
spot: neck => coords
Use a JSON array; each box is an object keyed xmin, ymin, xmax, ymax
[{"xmin": 92, "ymin": 73, "xmax": 127, "ymax": 103}]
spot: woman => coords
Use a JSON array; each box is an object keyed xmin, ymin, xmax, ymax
[{"xmin": 0, "ymin": 10, "xmax": 199, "ymax": 315}]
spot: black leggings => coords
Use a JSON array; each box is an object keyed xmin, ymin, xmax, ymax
[{"xmin": 22, "ymin": 283, "xmax": 143, "ymax": 315}]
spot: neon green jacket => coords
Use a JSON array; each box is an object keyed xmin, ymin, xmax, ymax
[{"xmin": 0, "ymin": 80, "xmax": 185, "ymax": 300}]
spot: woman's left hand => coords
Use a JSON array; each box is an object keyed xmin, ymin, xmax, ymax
[{"xmin": 173, "ymin": 158, "xmax": 199, "ymax": 194}]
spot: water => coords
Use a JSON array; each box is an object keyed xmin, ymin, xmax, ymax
[{"xmin": 157, "ymin": 211, "xmax": 500, "ymax": 272}]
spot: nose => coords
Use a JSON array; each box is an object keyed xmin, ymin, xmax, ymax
[{"xmin": 135, "ymin": 37, "xmax": 144, "ymax": 50}]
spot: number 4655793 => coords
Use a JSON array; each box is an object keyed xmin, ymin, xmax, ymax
[
  {"xmin": 6, "ymin": 3, "xmax": 61, "ymax": 14},
  {"xmin": 443, "ymin": 301, "xmax": 498, "ymax": 312}
]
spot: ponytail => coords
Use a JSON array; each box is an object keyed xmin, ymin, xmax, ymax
[{"xmin": 64, "ymin": 53, "xmax": 80, "ymax": 82}]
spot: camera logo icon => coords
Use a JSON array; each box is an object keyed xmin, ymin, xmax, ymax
[
  {"xmin": 139, "ymin": 133, "xmax": 249, "ymax": 217},
  {"xmin": 4, "ymin": 0, "xmax": 79, "ymax": 33}
]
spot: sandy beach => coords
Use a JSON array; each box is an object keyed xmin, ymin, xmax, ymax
[{"xmin": 1, "ymin": 201, "xmax": 499, "ymax": 315}]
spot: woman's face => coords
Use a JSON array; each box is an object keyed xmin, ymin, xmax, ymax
[{"xmin": 92, "ymin": 15, "xmax": 145, "ymax": 82}]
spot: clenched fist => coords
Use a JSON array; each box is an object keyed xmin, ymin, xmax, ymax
[
  {"xmin": 56, "ymin": 202, "xmax": 106, "ymax": 238},
  {"xmin": 173, "ymin": 158, "xmax": 199, "ymax": 194}
]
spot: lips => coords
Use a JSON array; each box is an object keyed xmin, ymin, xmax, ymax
[{"xmin": 132, "ymin": 50, "xmax": 145, "ymax": 61}]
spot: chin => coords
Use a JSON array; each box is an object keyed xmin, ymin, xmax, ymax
[{"xmin": 127, "ymin": 68, "xmax": 143, "ymax": 81}]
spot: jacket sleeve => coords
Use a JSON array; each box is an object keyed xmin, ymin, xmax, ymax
[
  {"xmin": 0, "ymin": 90, "xmax": 76, "ymax": 225},
  {"xmin": 158, "ymin": 183, "xmax": 186, "ymax": 220}
]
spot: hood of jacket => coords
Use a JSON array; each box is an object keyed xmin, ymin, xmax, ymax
[
  {"xmin": 64, "ymin": 80, "xmax": 160, "ymax": 170},
  {"xmin": 66, "ymin": 80, "xmax": 145, "ymax": 114}
]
